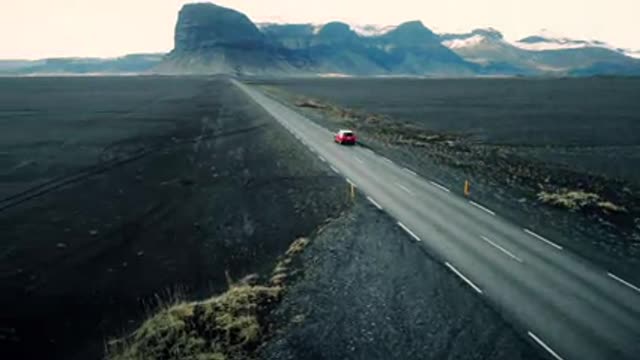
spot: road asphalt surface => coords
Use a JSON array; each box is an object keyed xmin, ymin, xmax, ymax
[{"xmin": 233, "ymin": 80, "xmax": 640, "ymax": 360}]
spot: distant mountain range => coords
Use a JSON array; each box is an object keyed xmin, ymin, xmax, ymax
[
  {"xmin": 0, "ymin": 54, "xmax": 164, "ymax": 76},
  {"xmin": 3, "ymin": 2, "xmax": 640, "ymax": 77}
]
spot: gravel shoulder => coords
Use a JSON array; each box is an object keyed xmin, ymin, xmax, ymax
[{"xmin": 262, "ymin": 200, "xmax": 542, "ymax": 360}]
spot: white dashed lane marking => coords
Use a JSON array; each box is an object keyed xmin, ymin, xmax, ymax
[
  {"xmin": 481, "ymin": 236, "xmax": 523, "ymax": 263},
  {"xmin": 397, "ymin": 222, "xmax": 421, "ymax": 242},
  {"xmin": 430, "ymin": 181, "xmax": 451, "ymax": 193},
  {"xmin": 403, "ymin": 168, "xmax": 418, "ymax": 176},
  {"xmin": 524, "ymin": 229, "xmax": 563, "ymax": 250},
  {"xmin": 608, "ymin": 273, "xmax": 640, "ymax": 293},
  {"xmin": 396, "ymin": 183, "xmax": 413, "ymax": 195},
  {"xmin": 470, "ymin": 201, "xmax": 496, "ymax": 216},
  {"xmin": 528, "ymin": 332, "xmax": 564, "ymax": 360},
  {"xmin": 367, "ymin": 196, "xmax": 383, "ymax": 210},
  {"xmin": 445, "ymin": 262, "xmax": 483, "ymax": 294}
]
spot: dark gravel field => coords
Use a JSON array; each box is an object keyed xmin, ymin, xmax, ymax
[
  {"xmin": 0, "ymin": 77, "xmax": 350, "ymax": 359},
  {"xmin": 253, "ymin": 77, "xmax": 640, "ymax": 285},
  {"xmin": 0, "ymin": 77, "xmax": 541, "ymax": 360}
]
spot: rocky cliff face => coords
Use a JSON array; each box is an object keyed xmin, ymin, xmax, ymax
[
  {"xmin": 260, "ymin": 24, "xmax": 315, "ymax": 50},
  {"xmin": 173, "ymin": 3, "xmax": 265, "ymax": 52},
  {"xmin": 159, "ymin": 3, "xmax": 306, "ymax": 75}
]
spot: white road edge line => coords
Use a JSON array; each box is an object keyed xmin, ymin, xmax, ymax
[
  {"xmin": 396, "ymin": 183, "xmax": 413, "ymax": 195},
  {"xmin": 469, "ymin": 201, "xmax": 496, "ymax": 216},
  {"xmin": 608, "ymin": 272, "xmax": 640, "ymax": 293},
  {"xmin": 430, "ymin": 181, "xmax": 451, "ymax": 193},
  {"xmin": 347, "ymin": 178, "xmax": 356, "ymax": 187},
  {"xmin": 403, "ymin": 167, "xmax": 418, "ymax": 176},
  {"xmin": 524, "ymin": 229, "xmax": 563, "ymax": 250},
  {"xmin": 528, "ymin": 332, "xmax": 564, "ymax": 360},
  {"xmin": 354, "ymin": 156, "xmax": 364, "ymax": 164},
  {"xmin": 366, "ymin": 196, "xmax": 383, "ymax": 210},
  {"xmin": 445, "ymin": 262, "xmax": 483, "ymax": 294},
  {"xmin": 382, "ymin": 157, "xmax": 393, "ymax": 164},
  {"xmin": 481, "ymin": 236, "xmax": 523, "ymax": 263},
  {"xmin": 330, "ymin": 165, "xmax": 340, "ymax": 174},
  {"xmin": 397, "ymin": 222, "xmax": 421, "ymax": 242},
  {"xmin": 363, "ymin": 148, "xmax": 374, "ymax": 154},
  {"xmin": 318, "ymin": 155, "xmax": 326, "ymax": 163}
]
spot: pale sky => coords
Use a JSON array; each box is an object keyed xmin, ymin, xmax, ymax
[{"xmin": 1, "ymin": 0, "xmax": 638, "ymax": 59}]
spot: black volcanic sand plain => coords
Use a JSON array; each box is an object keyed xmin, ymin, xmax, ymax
[
  {"xmin": 0, "ymin": 77, "xmax": 541, "ymax": 360},
  {"xmin": 253, "ymin": 77, "xmax": 640, "ymax": 284},
  {"xmin": 0, "ymin": 77, "xmax": 351, "ymax": 359}
]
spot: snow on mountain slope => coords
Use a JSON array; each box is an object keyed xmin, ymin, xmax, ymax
[
  {"xmin": 350, "ymin": 24, "xmax": 398, "ymax": 37},
  {"xmin": 442, "ymin": 34, "xmax": 487, "ymax": 49},
  {"xmin": 510, "ymin": 29, "xmax": 639, "ymax": 58},
  {"xmin": 258, "ymin": 22, "xmax": 397, "ymax": 37},
  {"xmin": 626, "ymin": 50, "xmax": 640, "ymax": 59},
  {"xmin": 514, "ymin": 37, "xmax": 612, "ymax": 51},
  {"xmin": 441, "ymin": 28, "xmax": 640, "ymax": 61}
]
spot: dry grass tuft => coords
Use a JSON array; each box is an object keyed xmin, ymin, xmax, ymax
[
  {"xmin": 538, "ymin": 190, "xmax": 626, "ymax": 213},
  {"xmin": 295, "ymin": 99, "xmax": 327, "ymax": 109},
  {"xmin": 285, "ymin": 238, "xmax": 309, "ymax": 257},
  {"xmin": 108, "ymin": 285, "xmax": 282, "ymax": 360},
  {"xmin": 597, "ymin": 201, "xmax": 627, "ymax": 213},
  {"xmin": 107, "ymin": 236, "xmax": 315, "ymax": 360}
]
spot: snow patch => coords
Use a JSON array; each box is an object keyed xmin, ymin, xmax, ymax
[
  {"xmin": 511, "ymin": 37, "xmax": 639, "ymax": 58},
  {"xmin": 510, "ymin": 30, "xmax": 629, "ymax": 55},
  {"xmin": 255, "ymin": 21, "xmax": 325, "ymax": 35},
  {"xmin": 443, "ymin": 35, "xmax": 487, "ymax": 49},
  {"xmin": 257, "ymin": 21, "xmax": 396, "ymax": 37},
  {"xmin": 350, "ymin": 24, "xmax": 397, "ymax": 37},
  {"xmin": 623, "ymin": 49, "xmax": 640, "ymax": 59},
  {"xmin": 312, "ymin": 24, "xmax": 325, "ymax": 35},
  {"xmin": 513, "ymin": 39, "xmax": 592, "ymax": 51},
  {"xmin": 318, "ymin": 73, "xmax": 353, "ymax": 78}
]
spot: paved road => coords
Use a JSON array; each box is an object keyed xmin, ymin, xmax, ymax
[{"xmin": 234, "ymin": 80, "xmax": 640, "ymax": 360}]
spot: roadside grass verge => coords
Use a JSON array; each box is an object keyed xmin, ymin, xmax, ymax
[
  {"xmin": 107, "ymin": 238, "xmax": 312, "ymax": 360},
  {"xmin": 538, "ymin": 190, "xmax": 627, "ymax": 213}
]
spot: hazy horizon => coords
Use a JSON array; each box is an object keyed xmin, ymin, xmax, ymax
[{"xmin": 1, "ymin": 0, "xmax": 639, "ymax": 59}]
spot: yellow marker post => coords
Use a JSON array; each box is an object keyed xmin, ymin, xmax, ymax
[
  {"xmin": 464, "ymin": 180, "xmax": 471, "ymax": 197},
  {"xmin": 350, "ymin": 183, "xmax": 356, "ymax": 201}
]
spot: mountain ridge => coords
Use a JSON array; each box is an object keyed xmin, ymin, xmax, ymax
[{"xmin": 2, "ymin": 2, "xmax": 639, "ymax": 76}]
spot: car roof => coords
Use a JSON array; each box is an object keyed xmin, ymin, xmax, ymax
[{"xmin": 338, "ymin": 129, "xmax": 354, "ymax": 133}]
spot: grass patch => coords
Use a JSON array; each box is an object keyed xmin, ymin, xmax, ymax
[
  {"xmin": 107, "ymin": 238, "xmax": 312, "ymax": 360},
  {"xmin": 108, "ymin": 285, "xmax": 281, "ymax": 360},
  {"xmin": 538, "ymin": 190, "xmax": 627, "ymax": 213}
]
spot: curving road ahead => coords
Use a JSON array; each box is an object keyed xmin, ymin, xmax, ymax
[{"xmin": 233, "ymin": 80, "xmax": 640, "ymax": 360}]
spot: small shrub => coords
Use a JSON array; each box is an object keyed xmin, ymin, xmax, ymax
[{"xmin": 538, "ymin": 190, "xmax": 626, "ymax": 213}]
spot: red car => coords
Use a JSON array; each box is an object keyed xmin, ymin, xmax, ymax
[{"xmin": 335, "ymin": 129, "xmax": 357, "ymax": 145}]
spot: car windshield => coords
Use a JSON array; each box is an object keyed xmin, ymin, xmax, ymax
[{"xmin": 342, "ymin": 132, "xmax": 353, "ymax": 137}]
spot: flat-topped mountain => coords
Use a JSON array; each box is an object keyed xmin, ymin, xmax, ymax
[{"xmin": 2, "ymin": 2, "xmax": 639, "ymax": 76}]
